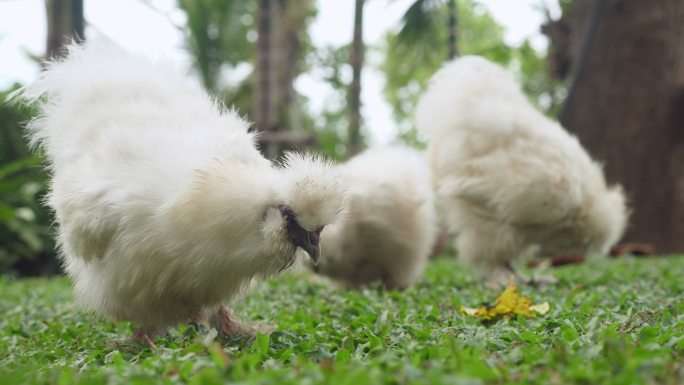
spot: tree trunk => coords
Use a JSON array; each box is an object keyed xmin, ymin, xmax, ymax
[
  {"xmin": 347, "ymin": 0, "xmax": 365, "ymax": 157},
  {"xmin": 447, "ymin": 0, "xmax": 457, "ymax": 60},
  {"xmin": 254, "ymin": 0, "xmax": 279, "ymax": 157},
  {"xmin": 45, "ymin": 0, "xmax": 84, "ymax": 60},
  {"xmin": 560, "ymin": 0, "xmax": 684, "ymax": 252},
  {"xmin": 254, "ymin": 0, "xmax": 314, "ymax": 158},
  {"xmin": 278, "ymin": 0, "xmax": 310, "ymax": 134}
]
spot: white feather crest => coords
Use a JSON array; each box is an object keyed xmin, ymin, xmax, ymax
[{"xmin": 276, "ymin": 152, "xmax": 347, "ymax": 230}]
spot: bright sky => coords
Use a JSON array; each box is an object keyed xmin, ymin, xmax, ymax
[{"xmin": 0, "ymin": 0, "xmax": 559, "ymax": 144}]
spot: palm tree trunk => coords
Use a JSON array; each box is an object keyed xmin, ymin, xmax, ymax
[
  {"xmin": 254, "ymin": 0, "xmax": 279, "ymax": 157},
  {"xmin": 347, "ymin": 0, "xmax": 365, "ymax": 157},
  {"xmin": 279, "ymin": 0, "xmax": 310, "ymax": 133},
  {"xmin": 45, "ymin": 0, "xmax": 84, "ymax": 60},
  {"xmin": 255, "ymin": 0, "xmax": 317, "ymax": 158},
  {"xmin": 447, "ymin": 0, "xmax": 458, "ymax": 59}
]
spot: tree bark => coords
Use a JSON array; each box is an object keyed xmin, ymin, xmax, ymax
[
  {"xmin": 560, "ymin": 0, "xmax": 684, "ymax": 252},
  {"xmin": 278, "ymin": 0, "xmax": 310, "ymax": 134},
  {"xmin": 254, "ymin": 0, "xmax": 312, "ymax": 158},
  {"xmin": 347, "ymin": 0, "xmax": 365, "ymax": 157},
  {"xmin": 254, "ymin": 0, "xmax": 278, "ymax": 157},
  {"xmin": 447, "ymin": 0, "xmax": 457, "ymax": 60},
  {"xmin": 45, "ymin": 0, "xmax": 84, "ymax": 60}
]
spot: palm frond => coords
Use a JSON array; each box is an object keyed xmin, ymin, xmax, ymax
[{"xmin": 395, "ymin": 0, "xmax": 443, "ymax": 45}]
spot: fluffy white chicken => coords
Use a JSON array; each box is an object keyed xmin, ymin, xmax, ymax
[
  {"xmin": 416, "ymin": 56, "xmax": 628, "ymax": 284},
  {"xmin": 315, "ymin": 147, "xmax": 437, "ymax": 289},
  {"xmin": 16, "ymin": 41, "xmax": 346, "ymax": 344}
]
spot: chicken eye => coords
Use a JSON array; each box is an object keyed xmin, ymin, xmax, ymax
[
  {"xmin": 278, "ymin": 205, "xmax": 297, "ymax": 224},
  {"xmin": 285, "ymin": 212, "xmax": 297, "ymax": 225}
]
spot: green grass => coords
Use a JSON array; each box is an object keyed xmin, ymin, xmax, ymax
[{"xmin": 1, "ymin": 256, "xmax": 683, "ymax": 385}]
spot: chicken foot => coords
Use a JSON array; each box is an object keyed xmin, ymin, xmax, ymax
[
  {"xmin": 486, "ymin": 261, "xmax": 557, "ymax": 289},
  {"xmin": 210, "ymin": 306, "xmax": 260, "ymax": 338},
  {"xmin": 107, "ymin": 326, "xmax": 165, "ymax": 348},
  {"xmin": 485, "ymin": 262, "xmax": 526, "ymax": 289}
]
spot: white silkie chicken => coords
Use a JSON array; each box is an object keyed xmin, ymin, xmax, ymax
[
  {"xmin": 416, "ymin": 56, "xmax": 628, "ymax": 285},
  {"xmin": 315, "ymin": 147, "xmax": 437, "ymax": 290},
  {"xmin": 16, "ymin": 41, "xmax": 346, "ymax": 344}
]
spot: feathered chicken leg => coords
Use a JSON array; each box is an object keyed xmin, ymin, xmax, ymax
[
  {"xmin": 191, "ymin": 306, "xmax": 263, "ymax": 339},
  {"xmin": 211, "ymin": 306, "xmax": 259, "ymax": 338},
  {"xmin": 190, "ymin": 308, "xmax": 211, "ymax": 330},
  {"xmin": 106, "ymin": 326, "xmax": 165, "ymax": 348},
  {"xmin": 131, "ymin": 326, "xmax": 162, "ymax": 347},
  {"xmin": 485, "ymin": 262, "xmax": 527, "ymax": 289}
]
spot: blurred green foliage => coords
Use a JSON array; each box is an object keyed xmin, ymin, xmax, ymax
[
  {"xmin": 177, "ymin": 0, "xmax": 345, "ymax": 159},
  {"xmin": 0, "ymin": 1, "xmax": 565, "ymax": 275},
  {"xmin": 306, "ymin": 45, "xmax": 355, "ymax": 161},
  {"xmin": 0, "ymin": 86, "xmax": 57, "ymax": 275},
  {"xmin": 179, "ymin": 0, "xmax": 256, "ymax": 93},
  {"xmin": 382, "ymin": 0, "xmax": 565, "ymax": 145}
]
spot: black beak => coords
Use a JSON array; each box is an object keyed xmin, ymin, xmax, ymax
[
  {"xmin": 300, "ymin": 237, "xmax": 320, "ymax": 264},
  {"xmin": 293, "ymin": 228, "xmax": 321, "ymax": 264},
  {"xmin": 279, "ymin": 205, "xmax": 324, "ymax": 264}
]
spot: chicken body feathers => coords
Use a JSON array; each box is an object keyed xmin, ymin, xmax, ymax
[
  {"xmin": 18, "ymin": 41, "xmax": 345, "ymax": 328},
  {"xmin": 317, "ymin": 147, "xmax": 437, "ymax": 289},
  {"xmin": 417, "ymin": 56, "xmax": 627, "ymax": 270}
]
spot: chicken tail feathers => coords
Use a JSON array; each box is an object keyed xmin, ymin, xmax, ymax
[
  {"xmin": 11, "ymin": 39, "xmax": 193, "ymax": 163},
  {"xmin": 415, "ymin": 55, "xmax": 528, "ymax": 139}
]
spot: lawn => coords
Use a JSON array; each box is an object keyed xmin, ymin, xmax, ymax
[{"xmin": 1, "ymin": 256, "xmax": 683, "ymax": 385}]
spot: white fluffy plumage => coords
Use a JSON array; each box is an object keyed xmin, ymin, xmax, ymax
[
  {"xmin": 16, "ymin": 41, "xmax": 346, "ymax": 340},
  {"xmin": 316, "ymin": 147, "xmax": 437, "ymax": 289},
  {"xmin": 416, "ymin": 56, "xmax": 628, "ymax": 282}
]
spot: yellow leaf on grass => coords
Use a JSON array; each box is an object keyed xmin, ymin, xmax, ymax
[
  {"xmin": 530, "ymin": 301, "xmax": 550, "ymax": 315},
  {"xmin": 461, "ymin": 277, "xmax": 549, "ymax": 321},
  {"xmin": 461, "ymin": 307, "xmax": 479, "ymax": 316}
]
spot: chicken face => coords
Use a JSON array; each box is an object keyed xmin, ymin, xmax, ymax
[{"xmin": 279, "ymin": 205, "xmax": 323, "ymax": 263}]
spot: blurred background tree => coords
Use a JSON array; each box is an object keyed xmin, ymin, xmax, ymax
[
  {"xmin": 5, "ymin": 0, "xmax": 681, "ymax": 274},
  {"xmin": 0, "ymin": 0, "xmax": 558, "ymax": 275},
  {"xmin": 382, "ymin": 0, "xmax": 563, "ymax": 145},
  {"xmin": 179, "ymin": 0, "xmax": 255, "ymax": 93},
  {"xmin": 546, "ymin": 0, "xmax": 684, "ymax": 252},
  {"xmin": 179, "ymin": 0, "xmax": 317, "ymax": 158},
  {"xmin": 46, "ymin": 0, "xmax": 84, "ymax": 59},
  {"xmin": 347, "ymin": 0, "xmax": 365, "ymax": 157}
]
